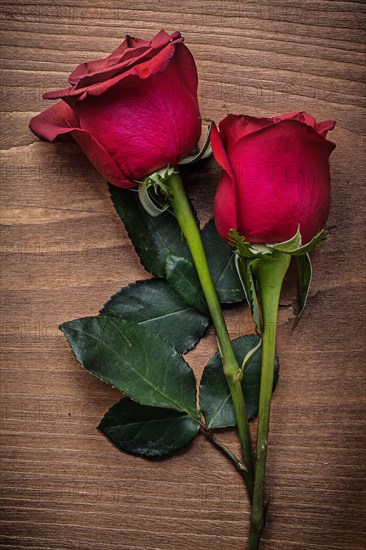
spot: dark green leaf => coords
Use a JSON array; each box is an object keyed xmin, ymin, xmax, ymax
[
  {"xmin": 201, "ymin": 219, "xmax": 245, "ymax": 304},
  {"xmin": 60, "ymin": 316, "xmax": 199, "ymax": 418},
  {"xmin": 199, "ymin": 335, "xmax": 280, "ymax": 429},
  {"xmin": 99, "ymin": 398, "xmax": 200, "ymax": 458},
  {"xmin": 109, "ymin": 186, "xmax": 192, "ymax": 278},
  {"xmin": 296, "ymin": 253, "xmax": 312, "ymax": 317},
  {"xmin": 236, "ymin": 257, "xmax": 262, "ymax": 330},
  {"xmin": 101, "ymin": 279, "xmax": 209, "ymax": 354},
  {"xmin": 165, "ymin": 255, "xmax": 208, "ymax": 315}
]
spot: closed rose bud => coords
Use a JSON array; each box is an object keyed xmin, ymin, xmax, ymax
[
  {"xmin": 212, "ymin": 112, "xmax": 336, "ymax": 245},
  {"xmin": 29, "ymin": 30, "xmax": 201, "ymax": 188}
]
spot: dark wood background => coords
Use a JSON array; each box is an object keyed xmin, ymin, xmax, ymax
[{"xmin": 1, "ymin": 1, "xmax": 365, "ymax": 548}]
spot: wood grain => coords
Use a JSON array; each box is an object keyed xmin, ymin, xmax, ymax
[{"xmin": 1, "ymin": 1, "xmax": 365, "ymax": 548}]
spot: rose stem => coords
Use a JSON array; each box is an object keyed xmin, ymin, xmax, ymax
[
  {"xmin": 247, "ymin": 252, "xmax": 290, "ymax": 549},
  {"xmin": 204, "ymin": 429, "xmax": 249, "ymax": 477},
  {"xmin": 166, "ymin": 170, "xmax": 255, "ymax": 501}
]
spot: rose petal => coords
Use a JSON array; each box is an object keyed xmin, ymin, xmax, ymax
[
  {"xmin": 65, "ymin": 42, "xmax": 200, "ymax": 181},
  {"xmin": 29, "ymin": 101, "xmax": 131, "ymax": 188},
  {"xmin": 29, "ymin": 99, "xmax": 79, "ymax": 141},
  {"xmin": 211, "ymin": 123, "xmax": 238, "ymax": 239},
  {"xmin": 210, "ymin": 123, "xmax": 234, "ymax": 177},
  {"xmin": 229, "ymin": 119, "xmax": 335, "ymax": 244},
  {"xmin": 68, "ymin": 31, "xmax": 175, "ymax": 87},
  {"xmin": 68, "ymin": 32, "xmax": 170, "ymax": 86},
  {"xmin": 300, "ymin": 112, "xmax": 317, "ymax": 127},
  {"xmin": 273, "ymin": 111, "xmax": 336, "ymax": 138},
  {"xmin": 315, "ymin": 119, "xmax": 337, "ymax": 138},
  {"xmin": 44, "ymin": 31, "xmax": 183, "ymax": 101},
  {"xmin": 273, "ymin": 111, "xmax": 314, "ymax": 126},
  {"xmin": 219, "ymin": 114, "xmax": 274, "ymax": 150},
  {"xmin": 214, "ymin": 171, "xmax": 238, "ymax": 240}
]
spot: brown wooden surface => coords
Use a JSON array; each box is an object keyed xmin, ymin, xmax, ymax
[{"xmin": 1, "ymin": 1, "xmax": 365, "ymax": 549}]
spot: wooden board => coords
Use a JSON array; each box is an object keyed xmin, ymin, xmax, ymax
[{"xmin": 1, "ymin": 1, "xmax": 365, "ymax": 548}]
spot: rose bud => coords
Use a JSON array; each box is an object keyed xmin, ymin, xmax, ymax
[
  {"xmin": 212, "ymin": 112, "xmax": 336, "ymax": 245},
  {"xmin": 29, "ymin": 30, "xmax": 201, "ymax": 188}
]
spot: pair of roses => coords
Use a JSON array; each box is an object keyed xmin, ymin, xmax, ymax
[
  {"xmin": 30, "ymin": 30, "xmax": 335, "ymax": 246},
  {"xmin": 30, "ymin": 30, "xmax": 336, "ymax": 549}
]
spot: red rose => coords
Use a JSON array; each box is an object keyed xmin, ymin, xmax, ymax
[
  {"xmin": 29, "ymin": 30, "xmax": 201, "ymax": 188},
  {"xmin": 212, "ymin": 112, "xmax": 336, "ymax": 244}
]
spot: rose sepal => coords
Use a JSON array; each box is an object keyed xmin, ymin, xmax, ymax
[
  {"xmin": 229, "ymin": 230, "xmax": 272, "ymax": 259},
  {"xmin": 137, "ymin": 166, "xmax": 177, "ymax": 216},
  {"xmin": 230, "ymin": 227, "xmax": 327, "ymax": 260},
  {"xmin": 268, "ymin": 226, "xmax": 302, "ymax": 252},
  {"xmin": 267, "ymin": 227, "xmax": 327, "ymax": 256},
  {"xmin": 178, "ymin": 120, "xmax": 214, "ymax": 165},
  {"xmin": 295, "ymin": 253, "xmax": 312, "ymax": 318},
  {"xmin": 234, "ymin": 228, "xmax": 326, "ymax": 325},
  {"xmin": 235, "ymin": 255, "xmax": 263, "ymax": 332},
  {"xmin": 289, "ymin": 228, "xmax": 327, "ymax": 256}
]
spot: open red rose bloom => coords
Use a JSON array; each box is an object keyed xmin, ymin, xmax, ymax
[
  {"xmin": 29, "ymin": 30, "xmax": 201, "ymax": 188},
  {"xmin": 212, "ymin": 112, "xmax": 336, "ymax": 245}
]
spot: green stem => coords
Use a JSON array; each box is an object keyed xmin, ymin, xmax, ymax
[
  {"xmin": 204, "ymin": 429, "xmax": 248, "ymax": 477},
  {"xmin": 247, "ymin": 252, "xmax": 291, "ymax": 549},
  {"xmin": 166, "ymin": 171, "xmax": 255, "ymax": 500}
]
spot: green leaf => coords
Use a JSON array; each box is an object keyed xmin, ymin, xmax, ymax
[
  {"xmin": 235, "ymin": 256, "xmax": 262, "ymax": 330},
  {"xmin": 165, "ymin": 255, "xmax": 208, "ymax": 315},
  {"xmin": 60, "ymin": 316, "xmax": 199, "ymax": 418},
  {"xmin": 296, "ymin": 253, "xmax": 312, "ymax": 317},
  {"xmin": 200, "ymin": 335, "xmax": 280, "ymax": 429},
  {"xmin": 100, "ymin": 279, "xmax": 209, "ymax": 354},
  {"xmin": 201, "ymin": 219, "xmax": 245, "ymax": 304},
  {"xmin": 99, "ymin": 398, "xmax": 200, "ymax": 458},
  {"xmin": 109, "ymin": 186, "xmax": 192, "ymax": 278}
]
